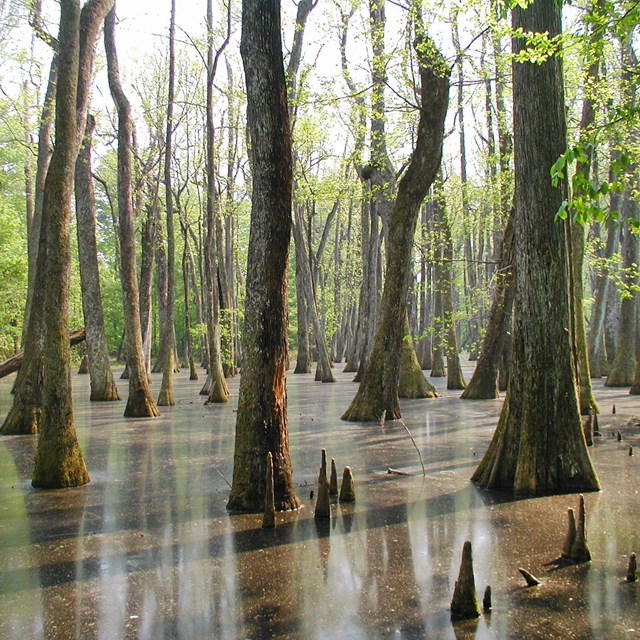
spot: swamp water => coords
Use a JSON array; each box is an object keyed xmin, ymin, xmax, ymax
[{"xmin": 0, "ymin": 365, "xmax": 639, "ymax": 639}]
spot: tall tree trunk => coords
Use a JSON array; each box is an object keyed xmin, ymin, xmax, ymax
[
  {"xmin": 202, "ymin": 0, "xmax": 230, "ymax": 403},
  {"xmin": 588, "ymin": 218, "xmax": 617, "ymax": 377},
  {"xmin": 569, "ymin": 0, "xmax": 604, "ymax": 414},
  {"xmin": 605, "ymin": 40, "xmax": 638, "ymax": 388},
  {"xmin": 293, "ymin": 250, "xmax": 312, "ymax": 373},
  {"xmin": 342, "ymin": 28, "xmax": 450, "ymax": 422},
  {"xmin": 34, "ymin": 0, "xmax": 116, "ymax": 487},
  {"xmin": 472, "ymin": 0, "xmax": 599, "ymax": 494},
  {"xmin": 433, "ymin": 177, "xmax": 466, "ymax": 390},
  {"xmin": 139, "ymin": 194, "xmax": 157, "ymax": 375},
  {"xmin": 228, "ymin": 0, "xmax": 299, "ymax": 512},
  {"xmin": 157, "ymin": 0, "xmax": 177, "ymax": 406},
  {"xmin": 105, "ymin": 5, "xmax": 159, "ymax": 418},
  {"xmin": 75, "ymin": 114, "xmax": 120, "ymax": 401},
  {"xmin": 1, "ymin": 56, "xmax": 58, "ymax": 435}
]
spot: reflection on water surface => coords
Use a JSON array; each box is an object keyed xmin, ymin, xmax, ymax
[{"xmin": 0, "ymin": 366, "xmax": 639, "ymax": 639}]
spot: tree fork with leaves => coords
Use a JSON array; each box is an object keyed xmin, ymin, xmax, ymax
[
  {"xmin": 342, "ymin": 28, "xmax": 450, "ymax": 422},
  {"xmin": 105, "ymin": 5, "xmax": 159, "ymax": 419}
]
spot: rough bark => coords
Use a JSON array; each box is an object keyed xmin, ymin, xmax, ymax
[
  {"xmin": 227, "ymin": 0, "xmax": 299, "ymax": 512},
  {"xmin": 105, "ymin": 5, "xmax": 159, "ymax": 418},
  {"xmin": 342, "ymin": 31, "xmax": 450, "ymax": 422},
  {"xmin": 471, "ymin": 0, "xmax": 599, "ymax": 494},
  {"xmin": 75, "ymin": 114, "xmax": 120, "ymax": 401},
  {"xmin": 34, "ymin": 0, "xmax": 115, "ymax": 488}
]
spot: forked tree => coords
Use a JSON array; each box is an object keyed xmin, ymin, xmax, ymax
[
  {"xmin": 227, "ymin": 0, "xmax": 299, "ymax": 512},
  {"xmin": 342, "ymin": 24, "xmax": 450, "ymax": 422},
  {"xmin": 471, "ymin": 0, "xmax": 599, "ymax": 494},
  {"xmin": 104, "ymin": 4, "xmax": 159, "ymax": 418}
]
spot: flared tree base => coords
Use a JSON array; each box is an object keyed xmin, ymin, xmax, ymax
[
  {"xmin": 227, "ymin": 488, "xmax": 300, "ymax": 514},
  {"xmin": 32, "ymin": 438, "xmax": 90, "ymax": 489},
  {"xmin": 460, "ymin": 369, "xmax": 499, "ymax": 400},
  {"xmin": 90, "ymin": 375, "xmax": 121, "ymax": 402},
  {"xmin": 0, "ymin": 402, "xmax": 40, "ymax": 435},
  {"xmin": 398, "ymin": 339, "xmax": 438, "ymax": 399},
  {"xmin": 124, "ymin": 391, "xmax": 160, "ymax": 418}
]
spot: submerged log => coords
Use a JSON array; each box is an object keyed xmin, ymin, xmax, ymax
[
  {"xmin": 450, "ymin": 540, "xmax": 481, "ymax": 619},
  {"xmin": 0, "ymin": 327, "xmax": 86, "ymax": 379}
]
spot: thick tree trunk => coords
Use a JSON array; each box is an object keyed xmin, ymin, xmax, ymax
[
  {"xmin": 34, "ymin": 0, "xmax": 115, "ymax": 488},
  {"xmin": 472, "ymin": 0, "xmax": 599, "ymax": 494},
  {"xmin": 105, "ymin": 5, "xmax": 159, "ymax": 418},
  {"xmin": 342, "ymin": 31, "xmax": 450, "ymax": 422},
  {"xmin": 75, "ymin": 114, "xmax": 120, "ymax": 401},
  {"xmin": 228, "ymin": 0, "xmax": 299, "ymax": 512}
]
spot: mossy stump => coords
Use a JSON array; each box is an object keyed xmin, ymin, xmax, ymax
[
  {"xmin": 339, "ymin": 466, "xmax": 356, "ymax": 503},
  {"xmin": 329, "ymin": 458, "xmax": 338, "ymax": 498},
  {"xmin": 562, "ymin": 495, "xmax": 591, "ymax": 563},
  {"xmin": 451, "ymin": 540, "xmax": 481, "ymax": 619},
  {"xmin": 314, "ymin": 449, "xmax": 330, "ymax": 519}
]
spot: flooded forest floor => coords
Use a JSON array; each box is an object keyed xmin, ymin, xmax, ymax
[{"xmin": 0, "ymin": 362, "xmax": 639, "ymax": 639}]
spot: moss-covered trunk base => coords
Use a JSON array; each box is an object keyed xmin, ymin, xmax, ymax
[
  {"xmin": 398, "ymin": 337, "xmax": 438, "ymax": 399},
  {"xmin": 1, "ymin": 403, "xmax": 40, "ymax": 435},
  {"xmin": 90, "ymin": 373, "xmax": 121, "ymax": 402},
  {"xmin": 461, "ymin": 364, "xmax": 499, "ymax": 399},
  {"xmin": 124, "ymin": 390, "xmax": 160, "ymax": 418},
  {"xmin": 605, "ymin": 353, "xmax": 637, "ymax": 388},
  {"xmin": 32, "ymin": 435, "xmax": 90, "ymax": 488}
]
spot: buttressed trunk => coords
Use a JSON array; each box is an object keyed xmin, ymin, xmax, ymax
[{"xmin": 471, "ymin": 0, "xmax": 599, "ymax": 494}]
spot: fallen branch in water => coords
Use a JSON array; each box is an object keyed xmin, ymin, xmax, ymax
[{"xmin": 0, "ymin": 327, "xmax": 86, "ymax": 379}]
